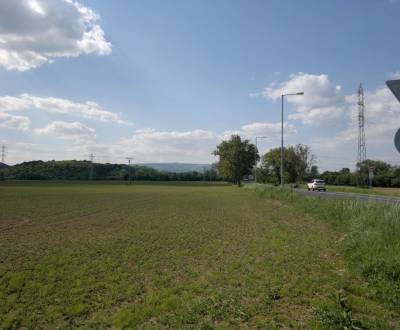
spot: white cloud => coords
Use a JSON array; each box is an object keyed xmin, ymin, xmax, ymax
[
  {"xmin": 238, "ymin": 121, "xmax": 296, "ymax": 139},
  {"xmin": 0, "ymin": 96, "xmax": 30, "ymax": 111},
  {"xmin": 61, "ymin": 128, "xmax": 219, "ymax": 164},
  {"xmin": 0, "ymin": 0, "xmax": 111, "ymax": 71},
  {"xmin": 53, "ymin": 122, "xmax": 292, "ymax": 164},
  {"xmin": 263, "ymin": 73, "xmax": 346, "ymax": 126},
  {"xmin": 0, "ymin": 94, "xmax": 132, "ymax": 125},
  {"xmin": 311, "ymin": 84, "xmax": 400, "ymax": 170},
  {"xmin": 0, "ymin": 112, "xmax": 30, "ymax": 131},
  {"xmin": 35, "ymin": 121, "xmax": 96, "ymax": 141}
]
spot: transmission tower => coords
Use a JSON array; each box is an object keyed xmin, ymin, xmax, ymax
[
  {"xmin": 89, "ymin": 153, "xmax": 95, "ymax": 180},
  {"xmin": 1, "ymin": 144, "xmax": 5, "ymax": 163},
  {"xmin": 357, "ymin": 83, "xmax": 366, "ymax": 169}
]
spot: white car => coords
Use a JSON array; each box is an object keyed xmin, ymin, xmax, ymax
[{"xmin": 307, "ymin": 179, "xmax": 326, "ymax": 191}]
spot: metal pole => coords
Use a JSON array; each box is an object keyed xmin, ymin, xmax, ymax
[
  {"xmin": 128, "ymin": 159, "xmax": 132, "ymax": 184},
  {"xmin": 255, "ymin": 137, "xmax": 258, "ymax": 183},
  {"xmin": 126, "ymin": 157, "xmax": 134, "ymax": 185},
  {"xmin": 281, "ymin": 95, "xmax": 284, "ymax": 187}
]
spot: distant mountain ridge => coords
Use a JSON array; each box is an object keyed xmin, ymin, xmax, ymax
[
  {"xmin": 0, "ymin": 162, "xmax": 9, "ymax": 170},
  {"xmin": 139, "ymin": 163, "xmax": 211, "ymax": 173}
]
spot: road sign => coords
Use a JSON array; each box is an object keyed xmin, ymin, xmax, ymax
[
  {"xmin": 395, "ymin": 128, "xmax": 400, "ymax": 153},
  {"xmin": 387, "ymin": 80, "xmax": 400, "ymax": 103}
]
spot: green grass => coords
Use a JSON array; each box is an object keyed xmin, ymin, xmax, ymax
[
  {"xmin": 327, "ymin": 185, "xmax": 400, "ymax": 197},
  {"xmin": 0, "ymin": 182, "xmax": 399, "ymax": 328}
]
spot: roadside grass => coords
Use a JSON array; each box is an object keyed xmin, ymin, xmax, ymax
[
  {"xmin": 327, "ymin": 185, "xmax": 400, "ymax": 197},
  {"xmin": 0, "ymin": 182, "xmax": 398, "ymax": 328},
  {"xmin": 247, "ymin": 184, "xmax": 400, "ymax": 327}
]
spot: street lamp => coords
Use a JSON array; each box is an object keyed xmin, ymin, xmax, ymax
[
  {"xmin": 254, "ymin": 136, "xmax": 267, "ymax": 183},
  {"xmin": 281, "ymin": 92, "xmax": 304, "ymax": 187}
]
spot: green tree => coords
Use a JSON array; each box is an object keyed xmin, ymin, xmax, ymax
[
  {"xmin": 213, "ymin": 135, "xmax": 259, "ymax": 186},
  {"xmin": 261, "ymin": 144, "xmax": 314, "ymax": 184}
]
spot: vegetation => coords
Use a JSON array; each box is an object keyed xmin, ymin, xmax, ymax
[
  {"xmin": 213, "ymin": 134, "xmax": 258, "ymax": 186},
  {"xmin": 0, "ymin": 160, "xmax": 223, "ymax": 182},
  {"xmin": 1, "ymin": 181, "xmax": 399, "ymax": 328},
  {"xmin": 257, "ymin": 144, "xmax": 315, "ymax": 184},
  {"xmin": 254, "ymin": 145, "xmax": 400, "ymax": 189},
  {"xmin": 247, "ymin": 184, "xmax": 400, "ymax": 327},
  {"xmin": 321, "ymin": 160, "xmax": 400, "ymax": 188}
]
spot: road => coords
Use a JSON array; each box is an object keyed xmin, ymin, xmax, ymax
[{"xmin": 294, "ymin": 188, "xmax": 400, "ymax": 204}]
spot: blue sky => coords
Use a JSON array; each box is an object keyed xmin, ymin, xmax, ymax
[{"xmin": 0, "ymin": 0, "xmax": 399, "ymax": 170}]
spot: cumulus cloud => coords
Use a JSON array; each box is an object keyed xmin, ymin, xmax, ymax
[
  {"xmin": 311, "ymin": 83, "xmax": 400, "ymax": 169},
  {"xmin": 0, "ymin": 112, "xmax": 30, "ymax": 130},
  {"xmin": 263, "ymin": 73, "xmax": 346, "ymax": 126},
  {"xmin": 35, "ymin": 121, "xmax": 96, "ymax": 141},
  {"xmin": 0, "ymin": 0, "xmax": 111, "ymax": 71},
  {"xmin": 63, "ymin": 128, "xmax": 219, "ymax": 163},
  {"xmin": 240, "ymin": 121, "xmax": 296, "ymax": 137},
  {"xmin": 0, "ymin": 94, "xmax": 132, "ymax": 125},
  {"xmin": 67, "ymin": 121, "xmax": 296, "ymax": 164}
]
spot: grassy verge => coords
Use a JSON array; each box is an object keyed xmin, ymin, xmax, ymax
[
  {"xmin": 327, "ymin": 185, "xmax": 400, "ymax": 197},
  {"xmin": 246, "ymin": 184, "xmax": 400, "ymax": 327}
]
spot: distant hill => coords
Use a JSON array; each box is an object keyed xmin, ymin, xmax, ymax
[
  {"xmin": 140, "ymin": 163, "xmax": 211, "ymax": 173},
  {"xmin": 0, "ymin": 162, "xmax": 9, "ymax": 170},
  {"xmin": 0, "ymin": 160, "xmax": 221, "ymax": 181}
]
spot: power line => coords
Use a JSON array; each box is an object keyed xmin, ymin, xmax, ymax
[
  {"xmin": 1, "ymin": 144, "xmax": 5, "ymax": 163},
  {"xmin": 126, "ymin": 157, "xmax": 134, "ymax": 184},
  {"xmin": 89, "ymin": 153, "xmax": 95, "ymax": 180}
]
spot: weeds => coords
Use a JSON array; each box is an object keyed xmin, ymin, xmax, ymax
[{"xmin": 247, "ymin": 184, "xmax": 400, "ymax": 311}]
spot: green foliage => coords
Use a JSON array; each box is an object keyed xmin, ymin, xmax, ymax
[
  {"xmin": 321, "ymin": 159, "xmax": 400, "ymax": 188},
  {"xmin": 213, "ymin": 135, "xmax": 258, "ymax": 186},
  {"xmin": 316, "ymin": 290, "xmax": 373, "ymax": 329},
  {"xmin": 260, "ymin": 144, "xmax": 314, "ymax": 184},
  {"xmin": 1, "ymin": 160, "xmax": 224, "ymax": 182},
  {"xmin": 249, "ymin": 184, "xmax": 400, "ymax": 314}
]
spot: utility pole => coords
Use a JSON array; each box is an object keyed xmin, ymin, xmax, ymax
[
  {"xmin": 1, "ymin": 144, "xmax": 5, "ymax": 163},
  {"xmin": 89, "ymin": 153, "xmax": 95, "ymax": 180},
  {"xmin": 126, "ymin": 157, "xmax": 134, "ymax": 184}
]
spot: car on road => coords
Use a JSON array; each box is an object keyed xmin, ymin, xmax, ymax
[{"xmin": 307, "ymin": 179, "xmax": 326, "ymax": 191}]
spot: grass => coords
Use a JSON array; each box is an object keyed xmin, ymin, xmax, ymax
[
  {"xmin": 248, "ymin": 184, "xmax": 400, "ymax": 327},
  {"xmin": 0, "ymin": 182, "xmax": 399, "ymax": 328},
  {"xmin": 327, "ymin": 185, "xmax": 400, "ymax": 197}
]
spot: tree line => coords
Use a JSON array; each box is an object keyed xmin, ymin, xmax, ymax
[
  {"xmin": 320, "ymin": 160, "xmax": 400, "ymax": 187},
  {"xmin": 2, "ymin": 136, "xmax": 399, "ymax": 187},
  {"xmin": 213, "ymin": 135, "xmax": 400, "ymax": 187},
  {"xmin": 0, "ymin": 160, "xmax": 223, "ymax": 182}
]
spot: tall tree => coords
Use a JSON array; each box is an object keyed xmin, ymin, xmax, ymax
[
  {"xmin": 261, "ymin": 144, "xmax": 314, "ymax": 184},
  {"xmin": 213, "ymin": 135, "xmax": 259, "ymax": 186}
]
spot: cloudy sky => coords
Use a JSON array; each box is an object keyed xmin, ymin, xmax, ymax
[{"xmin": 0, "ymin": 0, "xmax": 399, "ymax": 170}]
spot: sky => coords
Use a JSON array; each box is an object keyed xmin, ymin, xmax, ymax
[{"xmin": 0, "ymin": 0, "xmax": 400, "ymax": 171}]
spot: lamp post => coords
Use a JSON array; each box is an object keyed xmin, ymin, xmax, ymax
[
  {"xmin": 281, "ymin": 92, "xmax": 304, "ymax": 187},
  {"xmin": 254, "ymin": 136, "xmax": 267, "ymax": 183}
]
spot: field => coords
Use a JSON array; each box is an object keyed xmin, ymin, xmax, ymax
[{"xmin": 1, "ymin": 182, "xmax": 399, "ymax": 328}]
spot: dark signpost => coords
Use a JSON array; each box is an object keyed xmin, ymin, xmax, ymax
[{"xmin": 387, "ymin": 80, "xmax": 400, "ymax": 153}]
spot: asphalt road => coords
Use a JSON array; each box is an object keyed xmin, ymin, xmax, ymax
[{"xmin": 294, "ymin": 188, "xmax": 400, "ymax": 204}]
